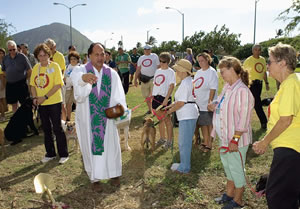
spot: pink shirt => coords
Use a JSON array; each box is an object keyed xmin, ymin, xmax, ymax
[{"xmin": 211, "ymin": 79, "xmax": 254, "ymax": 147}]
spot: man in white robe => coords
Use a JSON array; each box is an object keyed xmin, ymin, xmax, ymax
[{"xmin": 71, "ymin": 43, "xmax": 126, "ymax": 192}]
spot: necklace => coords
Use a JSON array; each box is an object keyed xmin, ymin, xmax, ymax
[{"xmin": 36, "ymin": 62, "xmax": 50, "ymax": 89}]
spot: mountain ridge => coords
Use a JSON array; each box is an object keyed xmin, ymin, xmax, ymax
[{"xmin": 12, "ymin": 22, "xmax": 92, "ymax": 54}]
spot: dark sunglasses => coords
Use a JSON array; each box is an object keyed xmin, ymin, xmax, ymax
[
  {"xmin": 266, "ymin": 59, "xmax": 277, "ymax": 65},
  {"xmin": 160, "ymin": 60, "xmax": 167, "ymax": 63},
  {"xmin": 8, "ymin": 49, "xmax": 16, "ymax": 52}
]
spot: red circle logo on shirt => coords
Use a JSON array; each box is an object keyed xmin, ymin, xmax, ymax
[
  {"xmin": 194, "ymin": 77, "xmax": 204, "ymax": 89},
  {"xmin": 142, "ymin": 59, "xmax": 153, "ymax": 67},
  {"xmin": 34, "ymin": 74, "xmax": 50, "ymax": 88},
  {"xmin": 254, "ymin": 62, "xmax": 264, "ymax": 73},
  {"xmin": 154, "ymin": 74, "xmax": 165, "ymax": 86}
]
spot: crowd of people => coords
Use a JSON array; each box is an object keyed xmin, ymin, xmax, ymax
[{"xmin": 0, "ymin": 39, "xmax": 299, "ymax": 209}]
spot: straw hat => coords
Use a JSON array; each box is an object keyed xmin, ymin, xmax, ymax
[{"xmin": 173, "ymin": 59, "xmax": 192, "ymax": 75}]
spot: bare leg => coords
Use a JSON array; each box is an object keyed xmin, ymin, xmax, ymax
[
  {"xmin": 165, "ymin": 115, "xmax": 173, "ymax": 141},
  {"xmin": 233, "ymin": 187, "xmax": 244, "ymax": 206},
  {"xmin": 61, "ymin": 104, "xmax": 66, "ymax": 121},
  {"xmin": 66, "ymin": 103, "xmax": 72, "ymax": 121},
  {"xmin": 226, "ymin": 180, "xmax": 235, "ymax": 197},
  {"xmin": 146, "ymin": 99, "xmax": 152, "ymax": 112},
  {"xmin": 159, "ymin": 119, "xmax": 166, "ymax": 139}
]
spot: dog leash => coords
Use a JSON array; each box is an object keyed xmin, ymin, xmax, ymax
[{"xmin": 219, "ymin": 146, "xmax": 265, "ymax": 198}]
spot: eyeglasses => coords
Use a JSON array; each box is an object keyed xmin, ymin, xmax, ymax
[
  {"xmin": 8, "ymin": 49, "xmax": 16, "ymax": 52},
  {"xmin": 267, "ymin": 59, "xmax": 278, "ymax": 65},
  {"xmin": 160, "ymin": 60, "xmax": 167, "ymax": 63}
]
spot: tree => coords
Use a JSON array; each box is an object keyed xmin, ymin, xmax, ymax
[
  {"xmin": 275, "ymin": 29, "xmax": 284, "ymax": 38},
  {"xmin": 118, "ymin": 40, "xmax": 123, "ymax": 48},
  {"xmin": 0, "ymin": 19, "xmax": 14, "ymax": 49},
  {"xmin": 277, "ymin": 0, "xmax": 300, "ymax": 34},
  {"xmin": 147, "ymin": 36, "xmax": 157, "ymax": 45},
  {"xmin": 136, "ymin": 42, "xmax": 142, "ymax": 48}
]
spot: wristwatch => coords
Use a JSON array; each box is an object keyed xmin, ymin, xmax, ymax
[
  {"xmin": 232, "ymin": 137, "xmax": 239, "ymax": 142},
  {"xmin": 44, "ymin": 95, "xmax": 48, "ymax": 100}
]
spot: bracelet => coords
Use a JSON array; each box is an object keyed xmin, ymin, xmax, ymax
[{"xmin": 230, "ymin": 140, "xmax": 239, "ymax": 145}]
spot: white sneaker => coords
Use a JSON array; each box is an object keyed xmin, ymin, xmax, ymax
[
  {"xmin": 59, "ymin": 157, "xmax": 69, "ymax": 164},
  {"xmin": 41, "ymin": 156, "xmax": 55, "ymax": 163},
  {"xmin": 171, "ymin": 163, "xmax": 180, "ymax": 171}
]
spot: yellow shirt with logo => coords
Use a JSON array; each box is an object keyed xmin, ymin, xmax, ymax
[
  {"xmin": 243, "ymin": 56, "xmax": 266, "ymax": 81},
  {"xmin": 30, "ymin": 62, "xmax": 64, "ymax": 106},
  {"xmin": 52, "ymin": 51, "xmax": 66, "ymax": 73},
  {"xmin": 268, "ymin": 73, "xmax": 300, "ymax": 153}
]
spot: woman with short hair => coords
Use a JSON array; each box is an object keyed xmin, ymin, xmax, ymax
[
  {"xmin": 253, "ymin": 43, "xmax": 300, "ymax": 209},
  {"xmin": 31, "ymin": 43, "xmax": 69, "ymax": 164}
]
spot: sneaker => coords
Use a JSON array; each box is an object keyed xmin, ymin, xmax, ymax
[
  {"xmin": 215, "ymin": 193, "xmax": 233, "ymax": 204},
  {"xmin": 222, "ymin": 200, "xmax": 243, "ymax": 209},
  {"xmin": 156, "ymin": 138, "xmax": 166, "ymax": 146},
  {"xmin": 59, "ymin": 157, "xmax": 69, "ymax": 164},
  {"xmin": 170, "ymin": 163, "xmax": 180, "ymax": 171},
  {"xmin": 163, "ymin": 140, "xmax": 172, "ymax": 150},
  {"xmin": 41, "ymin": 156, "xmax": 56, "ymax": 163}
]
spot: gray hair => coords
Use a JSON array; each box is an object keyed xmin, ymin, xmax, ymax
[
  {"xmin": 6, "ymin": 40, "xmax": 17, "ymax": 48},
  {"xmin": 268, "ymin": 42, "xmax": 297, "ymax": 71},
  {"xmin": 44, "ymin": 38, "xmax": 56, "ymax": 47},
  {"xmin": 252, "ymin": 44, "xmax": 262, "ymax": 51}
]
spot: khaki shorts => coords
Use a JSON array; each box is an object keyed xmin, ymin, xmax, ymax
[
  {"xmin": 141, "ymin": 80, "xmax": 154, "ymax": 98},
  {"xmin": 65, "ymin": 89, "xmax": 75, "ymax": 104}
]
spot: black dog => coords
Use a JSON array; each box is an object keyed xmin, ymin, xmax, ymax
[
  {"xmin": 261, "ymin": 98, "xmax": 273, "ymax": 106},
  {"xmin": 256, "ymin": 174, "xmax": 268, "ymax": 195},
  {"xmin": 4, "ymin": 97, "xmax": 39, "ymax": 145}
]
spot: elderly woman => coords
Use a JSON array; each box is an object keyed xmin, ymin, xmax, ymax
[
  {"xmin": 208, "ymin": 57, "xmax": 254, "ymax": 209},
  {"xmin": 194, "ymin": 52, "xmax": 218, "ymax": 152},
  {"xmin": 166, "ymin": 59, "xmax": 199, "ymax": 173},
  {"xmin": 30, "ymin": 43, "xmax": 69, "ymax": 164},
  {"xmin": 253, "ymin": 43, "xmax": 300, "ymax": 209}
]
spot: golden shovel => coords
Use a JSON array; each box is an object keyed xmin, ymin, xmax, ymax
[{"xmin": 34, "ymin": 173, "xmax": 56, "ymax": 204}]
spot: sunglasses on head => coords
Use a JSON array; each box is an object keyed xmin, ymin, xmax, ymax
[{"xmin": 160, "ymin": 60, "xmax": 167, "ymax": 63}]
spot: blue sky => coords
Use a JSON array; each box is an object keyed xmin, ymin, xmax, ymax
[{"xmin": 1, "ymin": 0, "xmax": 297, "ymax": 50}]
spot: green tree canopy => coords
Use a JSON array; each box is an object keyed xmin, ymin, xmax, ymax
[
  {"xmin": 0, "ymin": 19, "xmax": 14, "ymax": 49},
  {"xmin": 277, "ymin": 0, "xmax": 300, "ymax": 34}
]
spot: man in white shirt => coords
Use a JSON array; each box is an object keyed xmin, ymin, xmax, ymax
[{"xmin": 134, "ymin": 45, "xmax": 160, "ymax": 114}]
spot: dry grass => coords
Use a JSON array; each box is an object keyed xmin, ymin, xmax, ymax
[{"xmin": 0, "ymin": 78, "xmax": 277, "ymax": 209}]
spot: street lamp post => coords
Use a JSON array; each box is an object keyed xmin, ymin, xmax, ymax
[
  {"xmin": 165, "ymin": 7, "xmax": 184, "ymax": 43},
  {"xmin": 104, "ymin": 38, "xmax": 113, "ymax": 48},
  {"xmin": 146, "ymin": 28, "xmax": 159, "ymax": 44},
  {"xmin": 53, "ymin": 2, "xmax": 87, "ymax": 46},
  {"xmin": 253, "ymin": 0, "xmax": 259, "ymax": 44}
]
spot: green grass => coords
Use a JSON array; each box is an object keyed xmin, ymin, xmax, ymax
[{"xmin": 0, "ymin": 77, "xmax": 278, "ymax": 209}]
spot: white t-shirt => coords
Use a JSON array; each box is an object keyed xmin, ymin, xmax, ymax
[
  {"xmin": 193, "ymin": 66, "xmax": 218, "ymax": 111},
  {"xmin": 65, "ymin": 64, "xmax": 80, "ymax": 90},
  {"xmin": 137, "ymin": 53, "xmax": 160, "ymax": 77},
  {"xmin": 152, "ymin": 68, "xmax": 176, "ymax": 97},
  {"xmin": 174, "ymin": 76, "xmax": 199, "ymax": 121}
]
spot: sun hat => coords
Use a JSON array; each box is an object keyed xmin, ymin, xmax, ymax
[{"xmin": 173, "ymin": 59, "xmax": 192, "ymax": 75}]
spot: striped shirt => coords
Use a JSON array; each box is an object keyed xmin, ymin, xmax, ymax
[{"xmin": 211, "ymin": 79, "xmax": 254, "ymax": 147}]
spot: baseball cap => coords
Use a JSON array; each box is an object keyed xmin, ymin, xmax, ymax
[{"xmin": 144, "ymin": 45, "xmax": 151, "ymax": 50}]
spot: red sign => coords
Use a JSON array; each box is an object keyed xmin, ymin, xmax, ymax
[
  {"xmin": 142, "ymin": 59, "xmax": 153, "ymax": 67},
  {"xmin": 194, "ymin": 77, "xmax": 204, "ymax": 89},
  {"xmin": 154, "ymin": 74, "xmax": 165, "ymax": 86}
]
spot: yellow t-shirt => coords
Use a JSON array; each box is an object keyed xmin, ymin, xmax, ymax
[
  {"xmin": 52, "ymin": 51, "xmax": 66, "ymax": 73},
  {"xmin": 243, "ymin": 56, "xmax": 266, "ymax": 81},
  {"xmin": 268, "ymin": 73, "xmax": 300, "ymax": 153},
  {"xmin": 0, "ymin": 65, "xmax": 3, "ymax": 74},
  {"xmin": 30, "ymin": 62, "xmax": 64, "ymax": 106}
]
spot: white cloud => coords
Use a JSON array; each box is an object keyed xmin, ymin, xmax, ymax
[{"xmin": 137, "ymin": 7, "xmax": 153, "ymax": 16}]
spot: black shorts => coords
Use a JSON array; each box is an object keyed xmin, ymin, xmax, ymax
[
  {"xmin": 6, "ymin": 79, "xmax": 29, "ymax": 104},
  {"xmin": 152, "ymin": 95, "xmax": 171, "ymax": 110}
]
